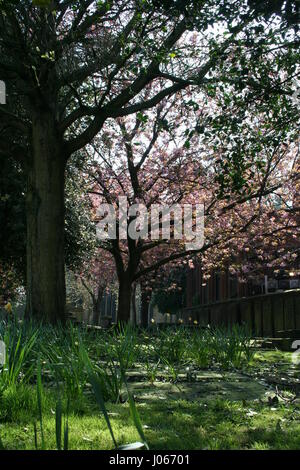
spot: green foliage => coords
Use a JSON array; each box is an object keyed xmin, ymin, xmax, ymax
[
  {"xmin": 37, "ymin": 322, "xmax": 89, "ymax": 398},
  {"xmin": 211, "ymin": 325, "xmax": 254, "ymax": 369},
  {"xmin": 120, "ymin": 365, "xmax": 149, "ymax": 450},
  {"xmin": 91, "ymin": 324, "xmax": 139, "ymax": 403},
  {"xmin": 0, "ymin": 153, "xmax": 26, "ymax": 298},
  {"xmin": 32, "ymin": 0, "xmax": 52, "ymax": 6},
  {"xmin": 0, "ymin": 153, "xmax": 96, "ymax": 299},
  {"xmin": 0, "ymin": 320, "xmax": 38, "ymax": 391},
  {"xmin": 80, "ymin": 344, "xmax": 118, "ymax": 448},
  {"xmin": 65, "ymin": 158, "xmax": 97, "ymax": 271},
  {"xmin": 153, "ymin": 270, "xmax": 186, "ymax": 315},
  {"xmin": 0, "ymin": 320, "xmax": 255, "ymax": 400},
  {"xmin": 80, "ymin": 341, "xmax": 148, "ymax": 449},
  {"xmin": 247, "ymin": 0, "xmax": 299, "ymax": 29},
  {"xmin": 111, "ymin": 323, "xmax": 139, "ymax": 370},
  {"xmin": 34, "ymin": 362, "xmax": 69, "ymax": 451},
  {"xmin": 157, "ymin": 327, "xmax": 188, "ymax": 365},
  {"xmin": 189, "ymin": 328, "xmax": 213, "ymax": 368},
  {"xmin": 36, "ymin": 358, "xmax": 45, "ymax": 449}
]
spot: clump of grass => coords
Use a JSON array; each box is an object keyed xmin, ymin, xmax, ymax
[
  {"xmin": 145, "ymin": 358, "xmax": 161, "ymax": 384},
  {"xmin": 89, "ymin": 323, "xmax": 139, "ymax": 403},
  {"xmin": 189, "ymin": 328, "xmax": 213, "ymax": 369},
  {"xmin": 37, "ymin": 322, "xmax": 89, "ymax": 398},
  {"xmin": 0, "ymin": 383, "xmax": 37, "ymax": 422},
  {"xmin": 211, "ymin": 325, "xmax": 253, "ymax": 370},
  {"xmin": 112, "ymin": 323, "xmax": 139, "ymax": 370},
  {"xmin": 0, "ymin": 319, "xmax": 38, "ymax": 391},
  {"xmin": 156, "ymin": 327, "xmax": 188, "ymax": 365},
  {"xmin": 34, "ymin": 359, "xmax": 69, "ymax": 450}
]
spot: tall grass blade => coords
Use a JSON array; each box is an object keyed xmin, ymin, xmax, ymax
[
  {"xmin": 80, "ymin": 345, "xmax": 118, "ymax": 449},
  {"xmin": 120, "ymin": 367, "xmax": 149, "ymax": 450},
  {"xmin": 63, "ymin": 397, "xmax": 70, "ymax": 451},
  {"xmin": 55, "ymin": 398, "xmax": 62, "ymax": 450},
  {"xmin": 33, "ymin": 422, "xmax": 38, "ymax": 450},
  {"xmin": 36, "ymin": 358, "xmax": 45, "ymax": 450}
]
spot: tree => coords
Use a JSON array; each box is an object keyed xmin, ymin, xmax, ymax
[
  {"xmin": 0, "ymin": 0, "xmax": 298, "ymax": 322},
  {"xmin": 85, "ymin": 99, "xmax": 205, "ymax": 322},
  {"xmin": 85, "ymin": 93, "xmax": 299, "ymax": 322},
  {"xmin": 76, "ymin": 248, "xmax": 116, "ymax": 325}
]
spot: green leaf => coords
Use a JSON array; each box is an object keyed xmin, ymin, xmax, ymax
[
  {"xmin": 55, "ymin": 399, "xmax": 62, "ymax": 450},
  {"xmin": 118, "ymin": 442, "xmax": 145, "ymax": 450},
  {"xmin": 64, "ymin": 413, "xmax": 69, "ymax": 451},
  {"xmin": 80, "ymin": 345, "xmax": 118, "ymax": 449},
  {"xmin": 120, "ymin": 368, "xmax": 149, "ymax": 450},
  {"xmin": 32, "ymin": 0, "xmax": 51, "ymax": 7},
  {"xmin": 36, "ymin": 358, "xmax": 45, "ymax": 450}
]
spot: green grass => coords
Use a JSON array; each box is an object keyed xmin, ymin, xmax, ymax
[
  {"xmin": 1, "ymin": 320, "xmax": 299, "ymax": 450},
  {"xmin": 250, "ymin": 349, "xmax": 293, "ymax": 367},
  {"xmin": 1, "ymin": 384, "xmax": 300, "ymax": 450}
]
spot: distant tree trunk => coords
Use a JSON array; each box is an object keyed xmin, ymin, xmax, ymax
[
  {"xmin": 26, "ymin": 112, "xmax": 67, "ymax": 324},
  {"xmin": 117, "ymin": 275, "xmax": 132, "ymax": 323},
  {"xmin": 79, "ymin": 278, "xmax": 104, "ymax": 326},
  {"xmin": 92, "ymin": 286, "xmax": 104, "ymax": 325},
  {"xmin": 130, "ymin": 283, "xmax": 137, "ymax": 326},
  {"xmin": 140, "ymin": 284, "xmax": 150, "ymax": 328}
]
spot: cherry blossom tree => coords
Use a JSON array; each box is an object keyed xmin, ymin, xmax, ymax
[{"xmin": 82, "ymin": 89, "xmax": 299, "ymax": 323}]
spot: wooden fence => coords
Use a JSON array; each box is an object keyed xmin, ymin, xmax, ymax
[{"xmin": 182, "ymin": 289, "xmax": 300, "ymax": 337}]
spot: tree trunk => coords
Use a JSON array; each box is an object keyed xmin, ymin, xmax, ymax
[
  {"xmin": 92, "ymin": 286, "xmax": 103, "ymax": 326},
  {"xmin": 140, "ymin": 287, "xmax": 150, "ymax": 329},
  {"xmin": 26, "ymin": 112, "xmax": 66, "ymax": 323},
  {"xmin": 130, "ymin": 283, "xmax": 137, "ymax": 326},
  {"xmin": 117, "ymin": 276, "xmax": 132, "ymax": 323}
]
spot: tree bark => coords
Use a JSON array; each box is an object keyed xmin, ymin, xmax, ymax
[
  {"xmin": 130, "ymin": 283, "xmax": 137, "ymax": 326},
  {"xmin": 117, "ymin": 276, "xmax": 132, "ymax": 323},
  {"xmin": 92, "ymin": 286, "xmax": 104, "ymax": 326},
  {"xmin": 26, "ymin": 112, "xmax": 67, "ymax": 323},
  {"xmin": 140, "ymin": 286, "xmax": 150, "ymax": 329}
]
